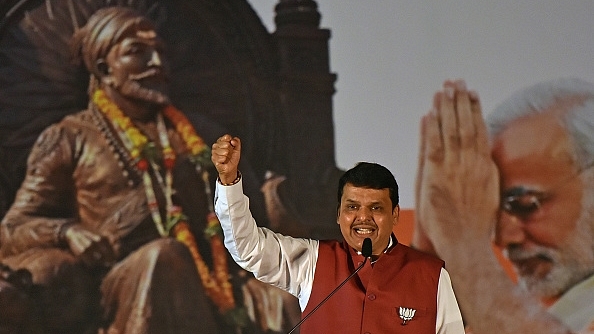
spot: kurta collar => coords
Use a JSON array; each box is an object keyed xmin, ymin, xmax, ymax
[
  {"xmin": 548, "ymin": 273, "xmax": 594, "ymax": 332},
  {"xmin": 354, "ymin": 234, "xmax": 399, "ymax": 263}
]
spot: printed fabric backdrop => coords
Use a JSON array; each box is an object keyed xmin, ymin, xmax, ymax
[{"xmin": 1, "ymin": 0, "xmax": 594, "ymax": 334}]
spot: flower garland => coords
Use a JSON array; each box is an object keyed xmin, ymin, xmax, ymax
[{"xmin": 92, "ymin": 89, "xmax": 237, "ymax": 314}]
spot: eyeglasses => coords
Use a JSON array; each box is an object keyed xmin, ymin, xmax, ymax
[
  {"xmin": 500, "ymin": 162, "xmax": 594, "ymax": 217},
  {"xmin": 501, "ymin": 187, "xmax": 547, "ymax": 216}
]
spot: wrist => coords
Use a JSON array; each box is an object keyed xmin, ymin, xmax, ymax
[{"xmin": 218, "ymin": 170, "xmax": 241, "ymax": 186}]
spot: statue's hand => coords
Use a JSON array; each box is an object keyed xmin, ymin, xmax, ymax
[
  {"xmin": 64, "ymin": 225, "xmax": 115, "ymax": 267},
  {"xmin": 242, "ymin": 277, "xmax": 287, "ymax": 332}
]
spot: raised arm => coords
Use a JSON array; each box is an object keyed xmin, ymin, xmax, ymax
[{"xmin": 212, "ymin": 135, "xmax": 318, "ymax": 308}]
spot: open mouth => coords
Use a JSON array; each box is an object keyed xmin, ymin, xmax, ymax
[{"xmin": 353, "ymin": 226, "xmax": 375, "ymax": 236}]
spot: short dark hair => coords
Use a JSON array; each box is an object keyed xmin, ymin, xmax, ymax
[{"xmin": 337, "ymin": 162, "xmax": 399, "ymax": 209}]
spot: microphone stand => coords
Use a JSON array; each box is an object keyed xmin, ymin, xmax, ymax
[{"xmin": 286, "ymin": 238, "xmax": 372, "ymax": 334}]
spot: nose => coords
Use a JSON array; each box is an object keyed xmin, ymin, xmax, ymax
[
  {"xmin": 494, "ymin": 211, "xmax": 526, "ymax": 247},
  {"xmin": 147, "ymin": 50, "xmax": 162, "ymax": 67},
  {"xmin": 357, "ymin": 207, "xmax": 372, "ymax": 221}
]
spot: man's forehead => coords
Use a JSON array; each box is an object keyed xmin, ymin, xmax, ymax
[
  {"xmin": 492, "ymin": 112, "xmax": 576, "ymax": 182},
  {"xmin": 342, "ymin": 198, "xmax": 386, "ymax": 205},
  {"xmin": 342, "ymin": 185, "xmax": 390, "ymax": 200}
]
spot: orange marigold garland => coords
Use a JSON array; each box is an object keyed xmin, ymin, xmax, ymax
[
  {"xmin": 92, "ymin": 89, "xmax": 243, "ymax": 319},
  {"xmin": 162, "ymin": 105, "xmax": 211, "ymax": 167},
  {"xmin": 173, "ymin": 220, "xmax": 235, "ymax": 313},
  {"xmin": 205, "ymin": 212, "xmax": 235, "ymax": 304}
]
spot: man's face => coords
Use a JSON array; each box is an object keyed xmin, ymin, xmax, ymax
[
  {"xmin": 102, "ymin": 22, "xmax": 170, "ymax": 107},
  {"xmin": 493, "ymin": 110, "xmax": 594, "ymax": 298},
  {"xmin": 337, "ymin": 183, "xmax": 399, "ymax": 255}
]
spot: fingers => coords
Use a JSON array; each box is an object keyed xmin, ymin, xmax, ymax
[
  {"xmin": 439, "ymin": 80, "xmax": 458, "ymax": 164},
  {"xmin": 95, "ymin": 236, "xmax": 116, "ymax": 266},
  {"xmin": 423, "ymin": 108, "xmax": 443, "ymax": 163},
  {"xmin": 415, "ymin": 110, "xmax": 439, "ymax": 206},
  {"xmin": 454, "ymin": 80, "xmax": 475, "ymax": 151},
  {"xmin": 211, "ymin": 134, "xmax": 241, "ymax": 173},
  {"xmin": 415, "ymin": 114, "xmax": 427, "ymax": 208},
  {"xmin": 434, "ymin": 79, "xmax": 486, "ymax": 163},
  {"xmin": 76, "ymin": 233, "xmax": 115, "ymax": 267},
  {"xmin": 470, "ymin": 92, "xmax": 490, "ymax": 156},
  {"xmin": 211, "ymin": 135, "xmax": 240, "ymax": 164},
  {"xmin": 244, "ymin": 279, "xmax": 268, "ymax": 330},
  {"xmin": 211, "ymin": 134, "xmax": 241, "ymax": 184},
  {"xmin": 411, "ymin": 112, "xmax": 441, "ymax": 254},
  {"xmin": 415, "ymin": 80, "xmax": 500, "ymax": 253}
]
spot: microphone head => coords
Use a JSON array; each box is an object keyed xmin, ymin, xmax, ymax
[{"xmin": 362, "ymin": 238, "xmax": 372, "ymax": 258}]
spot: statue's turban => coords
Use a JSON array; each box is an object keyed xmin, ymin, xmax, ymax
[{"xmin": 71, "ymin": 7, "xmax": 154, "ymax": 78}]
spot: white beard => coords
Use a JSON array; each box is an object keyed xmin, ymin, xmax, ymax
[{"xmin": 511, "ymin": 173, "xmax": 594, "ymax": 299}]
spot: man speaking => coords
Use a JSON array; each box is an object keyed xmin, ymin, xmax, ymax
[{"xmin": 212, "ymin": 134, "xmax": 464, "ymax": 333}]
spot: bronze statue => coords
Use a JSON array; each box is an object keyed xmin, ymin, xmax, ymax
[{"xmin": 0, "ymin": 7, "xmax": 296, "ymax": 334}]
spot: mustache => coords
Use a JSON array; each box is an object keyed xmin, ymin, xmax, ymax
[
  {"xmin": 120, "ymin": 80, "xmax": 170, "ymax": 105},
  {"xmin": 506, "ymin": 245, "xmax": 554, "ymax": 263},
  {"xmin": 127, "ymin": 68, "xmax": 166, "ymax": 81}
]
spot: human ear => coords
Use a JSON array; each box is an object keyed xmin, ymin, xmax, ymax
[
  {"xmin": 96, "ymin": 59, "xmax": 115, "ymax": 86},
  {"xmin": 95, "ymin": 59, "xmax": 110, "ymax": 76},
  {"xmin": 392, "ymin": 205, "xmax": 400, "ymax": 224}
]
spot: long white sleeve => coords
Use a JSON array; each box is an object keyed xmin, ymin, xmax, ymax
[
  {"xmin": 436, "ymin": 268, "xmax": 466, "ymax": 334},
  {"xmin": 214, "ymin": 179, "xmax": 319, "ymax": 310}
]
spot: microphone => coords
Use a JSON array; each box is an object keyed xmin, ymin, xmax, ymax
[
  {"xmin": 361, "ymin": 237, "xmax": 372, "ymax": 258},
  {"xmin": 287, "ymin": 238, "xmax": 372, "ymax": 334}
]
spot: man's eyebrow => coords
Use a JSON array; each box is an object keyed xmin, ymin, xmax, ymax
[{"xmin": 501, "ymin": 186, "xmax": 543, "ymax": 197}]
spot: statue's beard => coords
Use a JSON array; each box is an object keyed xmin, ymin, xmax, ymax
[
  {"xmin": 120, "ymin": 80, "xmax": 170, "ymax": 105},
  {"xmin": 113, "ymin": 69, "xmax": 171, "ymax": 105}
]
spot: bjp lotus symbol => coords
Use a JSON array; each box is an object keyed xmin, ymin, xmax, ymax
[{"xmin": 399, "ymin": 306, "xmax": 416, "ymax": 325}]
